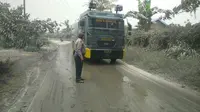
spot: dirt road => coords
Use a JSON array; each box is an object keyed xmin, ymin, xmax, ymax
[{"xmin": 8, "ymin": 40, "xmax": 200, "ymax": 112}]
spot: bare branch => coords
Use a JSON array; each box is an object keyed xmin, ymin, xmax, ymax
[
  {"xmin": 124, "ymin": 11, "xmax": 148, "ymax": 20},
  {"xmin": 151, "ymin": 6, "xmax": 175, "ymax": 19}
]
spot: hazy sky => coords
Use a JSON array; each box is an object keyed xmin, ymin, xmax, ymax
[{"xmin": 1, "ymin": 0, "xmax": 200, "ymax": 27}]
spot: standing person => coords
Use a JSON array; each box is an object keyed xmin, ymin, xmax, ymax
[{"xmin": 74, "ymin": 33, "xmax": 85, "ymax": 83}]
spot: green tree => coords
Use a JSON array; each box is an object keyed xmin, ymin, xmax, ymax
[
  {"xmin": 0, "ymin": 2, "xmax": 58, "ymax": 49},
  {"xmin": 60, "ymin": 20, "xmax": 73, "ymax": 39},
  {"xmin": 124, "ymin": 0, "xmax": 174, "ymax": 31},
  {"xmin": 173, "ymin": 0, "xmax": 200, "ymax": 15}
]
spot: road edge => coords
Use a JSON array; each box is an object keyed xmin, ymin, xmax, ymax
[{"xmin": 117, "ymin": 59, "xmax": 200, "ymax": 101}]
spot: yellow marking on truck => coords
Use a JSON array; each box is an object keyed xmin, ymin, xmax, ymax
[
  {"xmin": 96, "ymin": 19, "xmax": 116, "ymax": 23},
  {"xmin": 84, "ymin": 48, "xmax": 91, "ymax": 59},
  {"xmin": 101, "ymin": 38, "xmax": 112, "ymax": 41}
]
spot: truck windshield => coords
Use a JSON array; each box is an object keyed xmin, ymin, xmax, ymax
[{"xmin": 89, "ymin": 18, "xmax": 124, "ymax": 29}]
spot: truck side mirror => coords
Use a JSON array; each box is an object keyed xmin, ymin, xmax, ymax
[{"xmin": 79, "ymin": 20, "xmax": 84, "ymax": 27}]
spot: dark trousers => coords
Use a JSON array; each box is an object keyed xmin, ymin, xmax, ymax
[{"xmin": 74, "ymin": 55, "xmax": 83, "ymax": 80}]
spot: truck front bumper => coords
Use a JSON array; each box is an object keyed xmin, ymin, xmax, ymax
[{"xmin": 84, "ymin": 48, "xmax": 125, "ymax": 59}]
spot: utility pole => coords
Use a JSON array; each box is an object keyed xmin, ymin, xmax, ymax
[{"xmin": 23, "ymin": 0, "xmax": 26, "ymax": 18}]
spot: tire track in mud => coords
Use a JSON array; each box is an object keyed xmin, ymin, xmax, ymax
[
  {"xmin": 40, "ymin": 100, "xmax": 44, "ymax": 112},
  {"xmin": 25, "ymin": 50, "xmax": 58, "ymax": 112},
  {"xmin": 7, "ymin": 46, "xmax": 58, "ymax": 112},
  {"xmin": 60, "ymin": 83, "xmax": 64, "ymax": 105},
  {"xmin": 52, "ymin": 80, "xmax": 57, "ymax": 104},
  {"xmin": 25, "ymin": 42, "xmax": 76, "ymax": 112},
  {"xmin": 2, "ymin": 55, "xmax": 42, "ymax": 112}
]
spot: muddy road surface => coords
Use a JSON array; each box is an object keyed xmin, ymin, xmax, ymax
[{"xmin": 8, "ymin": 40, "xmax": 200, "ymax": 112}]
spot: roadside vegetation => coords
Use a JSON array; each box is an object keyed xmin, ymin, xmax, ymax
[
  {"xmin": 124, "ymin": 23, "xmax": 200, "ymax": 90},
  {"xmin": 0, "ymin": 2, "xmax": 49, "ymax": 81},
  {"xmin": 0, "ymin": 2, "xmax": 73, "ymax": 110},
  {"xmin": 0, "ymin": 2, "xmax": 58, "ymax": 50},
  {"xmin": 0, "ymin": 58, "xmax": 13, "ymax": 83},
  {"xmin": 124, "ymin": 0, "xmax": 200, "ymax": 91}
]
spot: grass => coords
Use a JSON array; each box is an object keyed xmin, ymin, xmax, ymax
[
  {"xmin": 23, "ymin": 46, "xmax": 40, "ymax": 52},
  {"xmin": 123, "ymin": 47, "xmax": 200, "ymax": 91}
]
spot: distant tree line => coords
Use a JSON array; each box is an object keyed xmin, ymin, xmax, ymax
[{"xmin": 0, "ymin": 2, "xmax": 72, "ymax": 51}]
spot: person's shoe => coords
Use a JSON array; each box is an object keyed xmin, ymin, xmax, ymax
[
  {"xmin": 76, "ymin": 79, "xmax": 84, "ymax": 83},
  {"xmin": 80, "ymin": 78, "xmax": 85, "ymax": 80}
]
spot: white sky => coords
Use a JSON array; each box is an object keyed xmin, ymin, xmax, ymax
[{"xmin": 1, "ymin": 0, "xmax": 200, "ymax": 27}]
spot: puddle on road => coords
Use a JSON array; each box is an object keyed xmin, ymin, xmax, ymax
[
  {"xmin": 123, "ymin": 76, "xmax": 131, "ymax": 83},
  {"xmin": 122, "ymin": 76, "xmax": 139, "ymax": 89}
]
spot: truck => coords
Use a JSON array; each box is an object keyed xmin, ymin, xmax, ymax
[{"xmin": 71, "ymin": 4, "xmax": 128, "ymax": 63}]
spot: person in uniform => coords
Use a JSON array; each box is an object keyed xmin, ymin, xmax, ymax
[{"xmin": 74, "ymin": 33, "xmax": 85, "ymax": 83}]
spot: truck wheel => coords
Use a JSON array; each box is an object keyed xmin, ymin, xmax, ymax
[
  {"xmin": 91, "ymin": 59, "xmax": 101, "ymax": 63},
  {"xmin": 110, "ymin": 59, "xmax": 117, "ymax": 64},
  {"xmin": 96, "ymin": 59, "xmax": 101, "ymax": 63}
]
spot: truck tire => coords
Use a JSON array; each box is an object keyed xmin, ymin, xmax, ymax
[{"xmin": 110, "ymin": 59, "xmax": 117, "ymax": 64}]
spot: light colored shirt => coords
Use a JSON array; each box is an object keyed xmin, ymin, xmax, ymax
[{"xmin": 74, "ymin": 38, "xmax": 85, "ymax": 57}]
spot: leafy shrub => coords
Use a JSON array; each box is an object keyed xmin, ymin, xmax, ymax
[
  {"xmin": 124, "ymin": 47, "xmax": 200, "ymax": 89},
  {"xmin": 129, "ymin": 30, "xmax": 149, "ymax": 47},
  {"xmin": 23, "ymin": 46, "xmax": 39, "ymax": 52},
  {"xmin": 0, "ymin": 58, "xmax": 12, "ymax": 76},
  {"xmin": 180, "ymin": 23, "xmax": 200, "ymax": 50},
  {"xmin": 0, "ymin": 2, "xmax": 57, "ymax": 50},
  {"xmin": 127, "ymin": 22, "xmax": 200, "ymax": 59},
  {"xmin": 165, "ymin": 41, "xmax": 200, "ymax": 59},
  {"xmin": 148, "ymin": 30, "xmax": 170, "ymax": 50}
]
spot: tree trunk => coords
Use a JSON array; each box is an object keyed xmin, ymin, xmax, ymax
[
  {"xmin": 147, "ymin": 17, "xmax": 151, "ymax": 31},
  {"xmin": 144, "ymin": 17, "xmax": 151, "ymax": 32}
]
